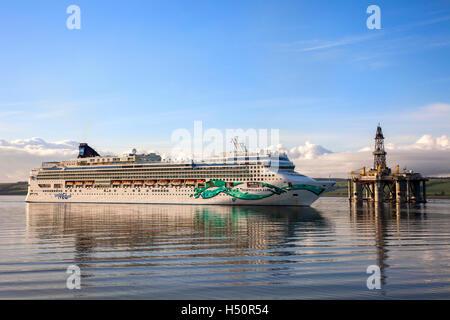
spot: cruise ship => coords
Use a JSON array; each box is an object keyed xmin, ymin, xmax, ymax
[{"xmin": 26, "ymin": 142, "xmax": 335, "ymax": 206}]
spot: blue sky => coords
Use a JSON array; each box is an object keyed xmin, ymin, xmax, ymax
[{"xmin": 0, "ymin": 0, "xmax": 449, "ymax": 153}]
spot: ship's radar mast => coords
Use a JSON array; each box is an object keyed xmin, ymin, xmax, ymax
[{"xmin": 231, "ymin": 137, "xmax": 248, "ymax": 154}]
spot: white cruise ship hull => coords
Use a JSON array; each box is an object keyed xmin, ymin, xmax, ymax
[
  {"xmin": 26, "ymin": 186, "xmax": 322, "ymax": 206},
  {"xmin": 26, "ymin": 175, "xmax": 334, "ymax": 207},
  {"xmin": 26, "ymin": 143, "xmax": 335, "ymax": 207}
]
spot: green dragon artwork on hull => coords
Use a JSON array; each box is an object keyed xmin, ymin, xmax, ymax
[{"xmin": 191, "ymin": 180, "xmax": 325, "ymax": 202}]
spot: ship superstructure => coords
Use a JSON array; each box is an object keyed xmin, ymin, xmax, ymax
[{"xmin": 26, "ymin": 142, "xmax": 334, "ymax": 206}]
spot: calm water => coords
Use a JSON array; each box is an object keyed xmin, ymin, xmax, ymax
[{"xmin": 0, "ymin": 196, "xmax": 449, "ymax": 299}]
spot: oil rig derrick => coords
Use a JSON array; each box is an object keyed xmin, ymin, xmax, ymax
[{"xmin": 348, "ymin": 125, "xmax": 427, "ymax": 203}]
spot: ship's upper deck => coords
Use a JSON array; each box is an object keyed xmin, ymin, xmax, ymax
[
  {"xmin": 37, "ymin": 142, "xmax": 298, "ymax": 176},
  {"xmin": 41, "ymin": 152, "xmax": 295, "ymax": 169}
]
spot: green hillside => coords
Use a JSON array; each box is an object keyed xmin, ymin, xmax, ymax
[
  {"xmin": 0, "ymin": 179, "xmax": 449, "ymax": 198},
  {"xmin": 321, "ymin": 178, "xmax": 450, "ymax": 199},
  {"xmin": 425, "ymin": 178, "xmax": 450, "ymax": 198},
  {"xmin": 317, "ymin": 179, "xmax": 348, "ymax": 197},
  {"xmin": 0, "ymin": 182, "xmax": 28, "ymax": 195}
]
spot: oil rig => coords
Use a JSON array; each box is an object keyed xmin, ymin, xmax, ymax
[{"xmin": 348, "ymin": 125, "xmax": 427, "ymax": 203}]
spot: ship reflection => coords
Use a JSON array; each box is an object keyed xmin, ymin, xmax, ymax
[{"xmin": 26, "ymin": 204, "xmax": 330, "ymax": 267}]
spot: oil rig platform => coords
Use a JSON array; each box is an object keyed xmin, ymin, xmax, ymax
[{"xmin": 348, "ymin": 125, "xmax": 427, "ymax": 203}]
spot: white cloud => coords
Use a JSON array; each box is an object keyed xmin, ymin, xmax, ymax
[
  {"xmin": 375, "ymin": 134, "xmax": 450, "ymax": 151},
  {"xmin": 283, "ymin": 14, "xmax": 450, "ymax": 54},
  {"xmin": 404, "ymin": 134, "xmax": 450, "ymax": 150},
  {"xmin": 297, "ymin": 33, "xmax": 383, "ymax": 52},
  {"xmin": 0, "ymin": 138, "xmax": 162, "ymax": 181},
  {"xmin": 408, "ymin": 102, "xmax": 450, "ymax": 121},
  {"xmin": 0, "ymin": 138, "xmax": 79, "ymax": 182},
  {"xmin": 0, "ymin": 138, "xmax": 79, "ymax": 153},
  {"xmin": 1, "ymin": 135, "xmax": 449, "ymax": 182},
  {"xmin": 291, "ymin": 134, "xmax": 450, "ymax": 178},
  {"xmin": 288, "ymin": 141, "xmax": 332, "ymax": 160}
]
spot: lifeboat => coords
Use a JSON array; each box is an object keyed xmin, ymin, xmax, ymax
[
  {"xmin": 133, "ymin": 180, "xmax": 144, "ymax": 185},
  {"xmin": 197, "ymin": 179, "xmax": 206, "ymax": 184},
  {"xmin": 85, "ymin": 181, "xmax": 94, "ymax": 185},
  {"xmin": 123, "ymin": 181, "xmax": 132, "ymax": 185},
  {"xmin": 112, "ymin": 180, "xmax": 121, "ymax": 185},
  {"xmin": 185, "ymin": 180, "xmax": 196, "ymax": 185},
  {"xmin": 145, "ymin": 180, "xmax": 156, "ymax": 185},
  {"xmin": 171, "ymin": 179, "xmax": 183, "ymax": 185},
  {"xmin": 75, "ymin": 181, "xmax": 84, "ymax": 185},
  {"xmin": 158, "ymin": 180, "xmax": 169, "ymax": 185},
  {"xmin": 66, "ymin": 181, "xmax": 75, "ymax": 186}
]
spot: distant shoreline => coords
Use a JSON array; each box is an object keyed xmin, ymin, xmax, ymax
[
  {"xmin": 321, "ymin": 194, "xmax": 450, "ymax": 200},
  {"xmin": 2, "ymin": 179, "xmax": 450, "ymax": 199},
  {"xmin": 319, "ymin": 177, "xmax": 450, "ymax": 200},
  {"xmin": 0, "ymin": 182, "xmax": 28, "ymax": 196}
]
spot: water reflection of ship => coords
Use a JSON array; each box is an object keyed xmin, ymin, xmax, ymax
[
  {"xmin": 26, "ymin": 203, "xmax": 331, "ymax": 265},
  {"xmin": 349, "ymin": 201, "xmax": 428, "ymax": 288}
]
